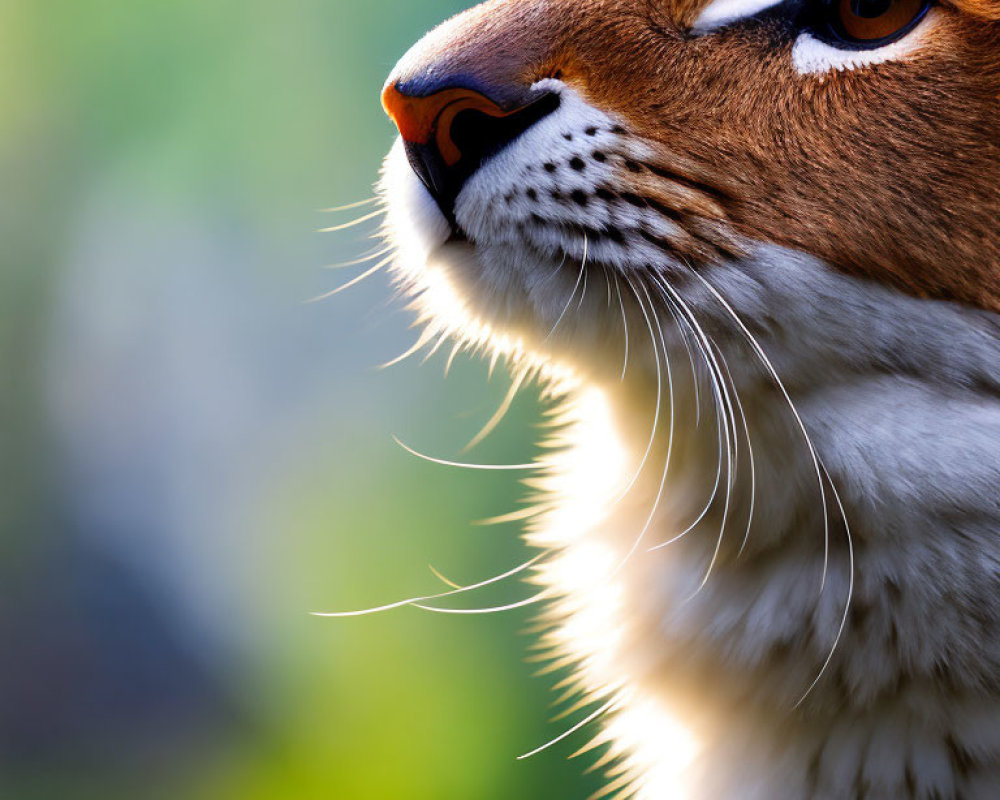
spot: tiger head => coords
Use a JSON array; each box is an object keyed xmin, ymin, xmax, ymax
[
  {"xmin": 380, "ymin": 0, "xmax": 999, "ymax": 361},
  {"xmin": 370, "ymin": 1, "xmax": 1000, "ymax": 797}
]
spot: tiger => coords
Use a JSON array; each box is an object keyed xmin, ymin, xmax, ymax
[{"xmin": 366, "ymin": 0, "xmax": 1000, "ymax": 796}]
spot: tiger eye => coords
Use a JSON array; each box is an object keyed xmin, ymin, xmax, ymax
[
  {"xmin": 850, "ymin": 0, "xmax": 892, "ymax": 17},
  {"xmin": 837, "ymin": 0, "xmax": 929, "ymax": 42}
]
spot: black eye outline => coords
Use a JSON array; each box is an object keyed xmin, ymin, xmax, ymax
[{"xmin": 812, "ymin": 0, "xmax": 933, "ymax": 50}]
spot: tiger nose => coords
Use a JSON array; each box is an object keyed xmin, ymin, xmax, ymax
[{"xmin": 382, "ymin": 81, "xmax": 559, "ymax": 218}]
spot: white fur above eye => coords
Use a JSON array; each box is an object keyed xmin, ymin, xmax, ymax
[
  {"xmin": 792, "ymin": 12, "xmax": 936, "ymax": 75},
  {"xmin": 692, "ymin": 0, "xmax": 784, "ymax": 33}
]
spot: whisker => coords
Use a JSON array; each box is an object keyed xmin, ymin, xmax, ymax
[
  {"xmin": 794, "ymin": 462, "xmax": 854, "ymax": 708},
  {"xmin": 717, "ymin": 350, "xmax": 757, "ymax": 557},
  {"xmin": 646, "ymin": 446, "xmax": 722, "ymax": 550},
  {"xmin": 651, "ymin": 274, "xmax": 709, "ymax": 439},
  {"xmin": 685, "ymin": 268, "xmax": 835, "ymax": 594},
  {"xmin": 306, "ymin": 257, "xmax": 390, "ymax": 302},
  {"xmin": 664, "ymin": 289, "xmax": 702, "ymax": 425},
  {"xmin": 643, "ymin": 295, "xmax": 734, "ymax": 581},
  {"xmin": 613, "ymin": 272, "xmax": 630, "ymax": 381},
  {"xmin": 323, "ymin": 245, "xmax": 392, "ymax": 269},
  {"xmin": 393, "ymin": 435, "xmax": 546, "ymax": 470},
  {"xmin": 463, "ymin": 366, "xmax": 530, "ymax": 452},
  {"xmin": 611, "ymin": 273, "xmax": 662, "ymax": 505},
  {"xmin": 690, "ymin": 337, "xmax": 737, "ymax": 595},
  {"xmin": 516, "ymin": 697, "xmax": 619, "ymax": 760},
  {"xmin": 547, "ymin": 235, "xmax": 588, "ymax": 339},
  {"xmin": 318, "ymin": 207, "xmax": 387, "ymax": 233},
  {"xmin": 576, "ymin": 256, "xmax": 590, "ymax": 311},
  {"xmin": 414, "ymin": 591, "xmax": 548, "ymax": 615},
  {"xmin": 312, "ymin": 553, "xmax": 546, "ymax": 617},
  {"xmin": 429, "ymin": 564, "xmax": 463, "ymax": 589},
  {"xmin": 610, "ymin": 273, "xmax": 675, "ymax": 577},
  {"xmin": 542, "ymin": 250, "xmax": 570, "ymax": 284},
  {"xmin": 319, "ymin": 197, "xmax": 381, "ymax": 213},
  {"xmin": 646, "ymin": 274, "xmax": 726, "ymax": 552}
]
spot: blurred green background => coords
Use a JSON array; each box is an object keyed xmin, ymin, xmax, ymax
[{"xmin": 0, "ymin": 2, "xmax": 605, "ymax": 798}]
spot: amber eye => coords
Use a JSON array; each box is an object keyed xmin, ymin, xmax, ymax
[{"xmin": 829, "ymin": 0, "xmax": 931, "ymax": 46}]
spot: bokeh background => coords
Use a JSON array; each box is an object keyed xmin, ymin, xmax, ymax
[{"xmin": 1, "ymin": 2, "xmax": 605, "ymax": 798}]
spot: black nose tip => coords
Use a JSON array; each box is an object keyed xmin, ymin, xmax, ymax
[{"xmin": 382, "ymin": 82, "xmax": 559, "ymax": 220}]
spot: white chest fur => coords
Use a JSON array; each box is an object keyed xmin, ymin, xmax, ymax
[{"xmin": 526, "ymin": 250, "xmax": 1000, "ymax": 799}]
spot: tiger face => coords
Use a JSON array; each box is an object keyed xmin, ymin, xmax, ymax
[
  {"xmin": 370, "ymin": 1, "xmax": 1000, "ymax": 797},
  {"xmin": 383, "ymin": 0, "xmax": 999, "ymax": 329}
]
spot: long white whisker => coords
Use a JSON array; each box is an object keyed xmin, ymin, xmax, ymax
[
  {"xmin": 542, "ymin": 250, "xmax": 570, "ymax": 284},
  {"xmin": 794, "ymin": 462, "xmax": 854, "ymax": 708},
  {"xmin": 323, "ymin": 245, "xmax": 392, "ymax": 269},
  {"xmin": 312, "ymin": 553, "xmax": 545, "ymax": 618},
  {"xmin": 414, "ymin": 591, "xmax": 548, "ymax": 615},
  {"xmin": 651, "ymin": 276, "xmax": 707, "ymax": 434},
  {"xmin": 320, "ymin": 197, "xmax": 380, "ymax": 213},
  {"xmin": 643, "ymin": 274, "xmax": 677, "ymax": 494},
  {"xmin": 610, "ymin": 273, "xmax": 675, "ymax": 577},
  {"xmin": 649, "ymin": 271, "xmax": 735, "ymax": 591},
  {"xmin": 428, "ymin": 564, "xmax": 463, "ymax": 589},
  {"xmin": 690, "ymin": 337, "xmax": 737, "ymax": 595},
  {"xmin": 611, "ymin": 273, "xmax": 662, "ymax": 506},
  {"xmin": 647, "ymin": 446, "xmax": 722, "ymax": 550},
  {"xmin": 306, "ymin": 257, "xmax": 391, "ymax": 302},
  {"xmin": 646, "ymin": 274, "xmax": 726, "ymax": 552},
  {"xmin": 393, "ymin": 435, "xmax": 546, "ymax": 470},
  {"xmin": 686, "ymin": 268, "xmax": 834, "ymax": 594},
  {"xmin": 463, "ymin": 367, "xmax": 530, "ymax": 452},
  {"xmin": 516, "ymin": 697, "xmax": 618, "ymax": 760},
  {"xmin": 665, "ymin": 289, "xmax": 702, "ymax": 425},
  {"xmin": 613, "ymin": 272, "xmax": 630, "ymax": 381},
  {"xmin": 718, "ymin": 349, "xmax": 757, "ymax": 557},
  {"xmin": 318, "ymin": 208, "xmax": 387, "ymax": 233},
  {"xmin": 547, "ymin": 235, "xmax": 588, "ymax": 339}
]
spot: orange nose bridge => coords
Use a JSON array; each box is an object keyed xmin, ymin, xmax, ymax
[{"xmin": 382, "ymin": 84, "xmax": 514, "ymax": 167}]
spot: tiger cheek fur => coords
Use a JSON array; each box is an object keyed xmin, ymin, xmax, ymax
[{"xmin": 370, "ymin": 0, "xmax": 1000, "ymax": 797}]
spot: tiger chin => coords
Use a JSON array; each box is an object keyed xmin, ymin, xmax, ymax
[{"xmin": 366, "ymin": 0, "xmax": 1000, "ymax": 797}]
